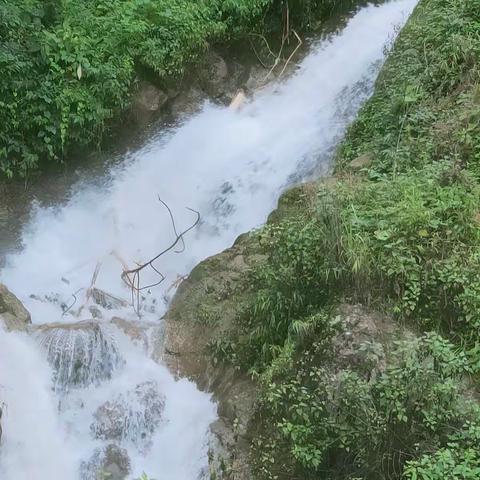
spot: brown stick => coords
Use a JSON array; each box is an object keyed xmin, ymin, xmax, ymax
[{"xmin": 120, "ymin": 197, "xmax": 200, "ymax": 315}]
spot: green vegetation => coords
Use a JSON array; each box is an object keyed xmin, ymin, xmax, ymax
[
  {"xmin": 207, "ymin": 0, "xmax": 480, "ymax": 477},
  {"xmin": 0, "ymin": 0, "xmax": 357, "ymax": 177}
]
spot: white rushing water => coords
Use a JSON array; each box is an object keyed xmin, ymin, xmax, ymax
[{"xmin": 0, "ymin": 1, "xmax": 416, "ymax": 479}]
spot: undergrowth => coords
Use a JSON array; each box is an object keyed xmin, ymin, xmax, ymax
[{"xmin": 0, "ymin": 0, "xmax": 358, "ymax": 176}]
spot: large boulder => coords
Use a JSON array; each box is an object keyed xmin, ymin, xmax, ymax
[
  {"xmin": 198, "ymin": 50, "xmax": 229, "ymax": 97},
  {"xmin": 0, "ymin": 283, "xmax": 31, "ymax": 332},
  {"xmin": 35, "ymin": 321, "xmax": 123, "ymax": 392},
  {"xmin": 131, "ymin": 80, "xmax": 168, "ymax": 125},
  {"xmin": 81, "ymin": 444, "xmax": 131, "ymax": 480},
  {"xmin": 170, "ymin": 87, "xmax": 207, "ymax": 119},
  {"xmin": 91, "ymin": 381, "xmax": 165, "ymax": 451}
]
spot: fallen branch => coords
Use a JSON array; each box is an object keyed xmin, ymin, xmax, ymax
[
  {"xmin": 278, "ymin": 29, "xmax": 303, "ymax": 79},
  {"xmin": 121, "ymin": 197, "xmax": 200, "ymax": 315},
  {"xmin": 248, "ymin": 3, "xmax": 302, "ymax": 85}
]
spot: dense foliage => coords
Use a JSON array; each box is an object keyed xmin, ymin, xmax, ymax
[
  {"xmin": 255, "ymin": 332, "xmax": 480, "ymax": 479},
  {"xmin": 0, "ymin": 0, "xmax": 234, "ymax": 176},
  {"xmin": 208, "ymin": 0, "xmax": 480, "ymax": 478},
  {"xmin": 0, "ymin": 0, "xmax": 356, "ymax": 176}
]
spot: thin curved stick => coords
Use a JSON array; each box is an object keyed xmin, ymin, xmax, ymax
[
  {"xmin": 120, "ymin": 200, "xmax": 201, "ymax": 316},
  {"xmin": 278, "ymin": 30, "xmax": 303, "ymax": 79},
  {"xmin": 158, "ymin": 196, "xmax": 186, "ymax": 254}
]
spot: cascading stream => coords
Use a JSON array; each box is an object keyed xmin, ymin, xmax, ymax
[{"xmin": 0, "ymin": 1, "xmax": 417, "ymax": 479}]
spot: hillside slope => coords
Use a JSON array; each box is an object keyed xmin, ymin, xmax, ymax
[{"xmin": 165, "ymin": 0, "xmax": 480, "ymax": 478}]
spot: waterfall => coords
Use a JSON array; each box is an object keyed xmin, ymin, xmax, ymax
[
  {"xmin": 36, "ymin": 321, "xmax": 123, "ymax": 393},
  {"xmin": 0, "ymin": 1, "xmax": 417, "ymax": 479}
]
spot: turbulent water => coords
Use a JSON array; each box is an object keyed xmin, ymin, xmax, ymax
[{"xmin": 0, "ymin": 1, "xmax": 417, "ymax": 479}]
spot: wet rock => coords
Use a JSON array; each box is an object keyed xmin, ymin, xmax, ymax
[
  {"xmin": 131, "ymin": 81, "xmax": 168, "ymax": 126},
  {"xmin": 245, "ymin": 65, "xmax": 270, "ymax": 92},
  {"xmin": 36, "ymin": 321, "xmax": 123, "ymax": 392},
  {"xmin": 198, "ymin": 51, "xmax": 229, "ymax": 97},
  {"xmin": 89, "ymin": 305, "xmax": 103, "ymax": 319},
  {"xmin": 133, "ymin": 81, "xmax": 168, "ymax": 112},
  {"xmin": 110, "ymin": 317, "xmax": 154, "ymax": 350},
  {"xmin": 170, "ymin": 87, "xmax": 207, "ymax": 118},
  {"xmin": 0, "ymin": 283, "xmax": 31, "ymax": 332},
  {"xmin": 90, "ymin": 287, "xmax": 129, "ymax": 310},
  {"xmin": 110, "ymin": 316, "xmax": 146, "ymax": 341},
  {"xmin": 91, "ymin": 381, "xmax": 165, "ymax": 450},
  {"xmin": 81, "ymin": 444, "xmax": 131, "ymax": 480}
]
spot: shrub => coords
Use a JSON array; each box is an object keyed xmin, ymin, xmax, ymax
[{"xmin": 254, "ymin": 333, "xmax": 478, "ymax": 480}]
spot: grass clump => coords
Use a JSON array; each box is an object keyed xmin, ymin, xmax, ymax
[{"xmin": 254, "ymin": 332, "xmax": 480, "ymax": 480}]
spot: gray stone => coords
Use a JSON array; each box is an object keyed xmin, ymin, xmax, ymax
[
  {"xmin": 245, "ymin": 65, "xmax": 270, "ymax": 92},
  {"xmin": 170, "ymin": 87, "xmax": 207, "ymax": 118},
  {"xmin": 81, "ymin": 444, "xmax": 131, "ymax": 480},
  {"xmin": 349, "ymin": 153, "xmax": 373, "ymax": 170},
  {"xmin": 0, "ymin": 283, "xmax": 31, "ymax": 331},
  {"xmin": 198, "ymin": 51, "xmax": 229, "ymax": 97},
  {"xmin": 131, "ymin": 81, "xmax": 168, "ymax": 126},
  {"xmin": 91, "ymin": 381, "xmax": 165, "ymax": 450},
  {"xmin": 88, "ymin": 305, "xmax": 103, "ymax": 319},
  {"xmin": 133, "ymin": 81, "xmax": 168, "ymax": 112},
  {"xmin": 90, "ymin": 287, "xmax": 128, "ymax": 310}
]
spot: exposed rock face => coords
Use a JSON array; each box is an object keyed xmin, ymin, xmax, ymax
[
  {"xmin": 81, "ymin": 444, "xmax": 131, "ymax": 480},
  {"xmin": 133, "ymin": 81, "xmax": 168, "ymax": 112},
  {"xmin": 0, "ymin": 283, "xmax": 31, "ymax": 332},
  {"xmin": 332, "ymin": 304, "xmax": 399, "ymax": 379},
  {"xmin": 131, "ymin": 80, "xmax": 168, "ymax": 125},
  {"xmin": 35, "ymin": 321, "xmax": 123, "ymax": 392},
  {"xmin": 91, "ymin": 381, "xmax": 165, "ymax": 451},
  {"xmin": 162, "ymin": 236, "xmax": 260, "ymax": 479},
  {"xmin": 198, "ymin": 51, "xmax": 229, "ymax": 97},
  {"xmin": 170, "ymin": 87, "xmax": 207, "ymax": 118}
]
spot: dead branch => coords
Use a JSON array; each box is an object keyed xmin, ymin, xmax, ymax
[
  {"xmin": 121, "ymin": 197, "xmax": 200, "ymax": 315},
  {"xmin": 248, "ymin": 33, "xmax": 278, "ymax": 65},
  {"xmin": 278, "ymin": 29, "xmax": 303, "ymax": 79},
  {"xmin": 248, "ymin": 3, "xmax": 301, "ymax": 85},
  {"xmin": 248, "ymin": 37, "xmax": 271, "ymax": 69},
  {"xmin": 75, "ymin": 261, "xmax": 102, "ymax": 317},
  {"xmin": 62, "ymin": 288, "xmax": 83, "ymax": 317}
]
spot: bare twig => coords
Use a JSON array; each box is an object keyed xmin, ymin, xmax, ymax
[
  {"xmin": 248, "ymin": 33, "xmax": 278, "ymax": 61},
  {"xmin": 278, "ymin": 30, "xmax": 303, "ymax": 79},
  {"xmin": 74, "ymin": 261, "xmax": 102, "ymax": 317},
  {"xmin": 249, "ymin": 3, "xmax": 302, "ymax": 85},
  {"xmin": 62, "ymin": 288, "xmax": 83, "ymax": 317},
  {"xmin": 121, "ymin": 198, "xmax": 200, "ymax": 315},
  {"xmin": 249, "ymin": 38, "xmax": 271, "ymax": 68}
]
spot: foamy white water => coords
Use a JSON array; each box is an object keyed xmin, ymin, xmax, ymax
[{"xmin": 0, "ymin": 1, "xmax": 416, "ymax": 479}]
